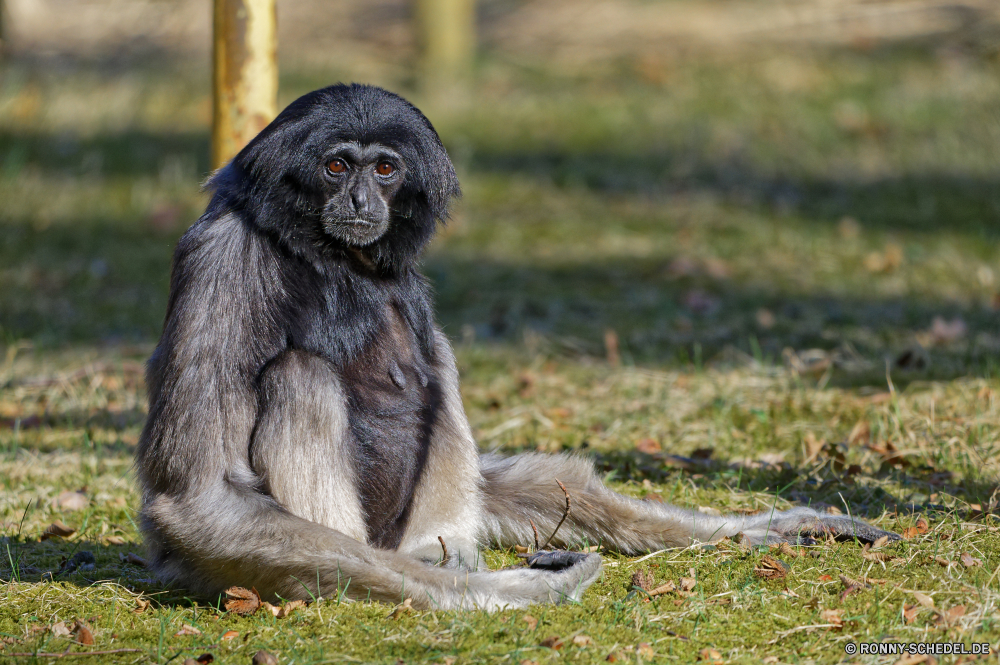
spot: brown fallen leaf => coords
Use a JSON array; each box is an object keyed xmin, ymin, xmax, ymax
[
  {"xmin": 252, "ymin": 651, "xmax": 278, "ymax": 665},
  {"xmin": 223, "ymin": 586, "xmax": 261, "ymax": 616},
  {"xmin": 649, "ymin": 580, "xmax": 676, "ymax": 596},
  {"xmin": 388, "ymin": 598, "xmax": 413, "ymax": 619},
  {"xmin": 902, "ymin": 527, "xmax": 922, "ymax": 539},
  {"xmin": 770, "ymin": 542, "xmax": 802, "ymax": 558},
  {"xmin": 960, "ymin": 553, "xmax": 983, "ymax": 568},
  {"xmin": 819, "ymin": 608, "xmax": 844, "ymax": 628},
  {"xmin": 912, "ymin": 592, "xmax": 935, "ymax": 609},
  {"xmin": 934, "ymin": 556, "xmax": 953, "ymax": 568},
  {"xmin": 184, "ymin": 659, "xmax": 198, "ymax": 665},
  {"xmin": 679, "ymin": 576, "xmax": 696, "ymax": 592},
  {"xmin": 631, "ymin": 569, "xmax": 654, "ymax": 592},
  {"xmin": 55, "ymin": 491, "xmax": 88, "ymax": 511},
  {"xmin": 936, "ymin": 604, "xmax": 966, "ymax": 627},
  {"xmin": 540, "ymin": 636, "xmax": 563, "ymax": 650},
  {"xmin": 754, "ymin": 555, "xmax": 790, "ymax": 580},
  {"xmin": 40, "ymin": 522, "xmax": 75, "ymax": 541},
  {"xmin": 50, "ymin": 621, "xmax": 71, "ymax": 638},
  {"xmin": 134, "ymin": 598, "xmax": 150, "ymax": 614},
  {"xmin": 105, "ymin": 536, "xmax": 126, "ymax": 546},
  {"xmin": 635, "ymin": 438, "xmax": 661, "ymax": 455},
  {"xmin": 221, "ymin": 630, "xmax": 239, "ymax": 641},
  {"xmin": 699, "ymin": 647, "xmax": 724, "ymax": 664},
  {"xmin": 871, "ymin": 535, "xmax": 890, "ymax": 549},
  {"xmin": 903, "ymin": 604, "xmax": 920, "ymax": 624},
  {"xmin": 174, "ymin": 624, "xmax": 202, "ymax": 637},
  {"xmin": 514, "ymin": 545, "xmax": 529, "ymax": 554},
  {"xmin": 894, "ymin": 655, "xmax": 930, "ymax": 665},
  {"xmin": 522, "ymin": 614, "xmax": 538, "ymax": 630},
  {"xmin": 276, "ymin": 600, "xmax": 306, "ymax": 618},
  {"xmin": 915, "ymin": 516, "xmax": 929, "ymax": 532},
  {"xmin": 73, "ymin": 620, "xmax": 95, "ymax": 645},
  {"xmin": 862, "ymin": 548, "xmax": 900, "ymax": 563},
  {"xmin": 572, "ymin": 634, "xmax": 593, "ymax": 647},
  {"xmin": 520, "ymin": 660, "xmax": 539, "ymax": 665},
  {"xmin": 194, "ymin": 655, "xmax": 213, "ymax": 664}
]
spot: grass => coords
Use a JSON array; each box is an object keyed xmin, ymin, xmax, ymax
[{"xmin": 2, "ymin": 4, "xmax": 1000, "ymax": 662}]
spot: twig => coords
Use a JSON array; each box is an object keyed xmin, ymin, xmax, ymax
[
  {"xmin": 0, "ymin": 649, "xmax": 145, "ymax": 658},
  {"xmin": 539, "ymin": 479, "xmax": 571, "ymax": 550},
  {"xmin": 530, "ymin": 519, "xmax": 540, "ymax": 551},
  {"xmin": 437, "ymin": 535, "xmax": 448, "ymax": 565}
]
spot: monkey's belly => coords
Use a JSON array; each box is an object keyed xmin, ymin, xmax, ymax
[{"xmin": 343, "ymin": 362, "xmax": 441, "ymax": 549}]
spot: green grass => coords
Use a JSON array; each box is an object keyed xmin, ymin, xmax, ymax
[{"xmin": 2, "ymin": 13, "xmax": 1000, "ymax": 663}]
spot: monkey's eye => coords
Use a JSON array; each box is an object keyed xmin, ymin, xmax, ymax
[
  {"xmin": 375, "ymin": 162, "xmax": 396, "ymax": 177},
  {"xmin": 327, "ymin": 159, "xmax": 348, "ymax": 174}
]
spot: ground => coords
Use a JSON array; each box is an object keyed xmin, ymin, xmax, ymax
[{"xmin": 1, "ymin": 0, "xmax": 999, "ymax": 663}]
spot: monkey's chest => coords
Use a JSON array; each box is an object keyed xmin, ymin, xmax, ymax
[{"xmin": 339, "ymin": 334, "xmax": 441, "ymax": 550}]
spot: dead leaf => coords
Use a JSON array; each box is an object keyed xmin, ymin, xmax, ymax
[
  {"xmin": 894, "ymin": 655, "xmax": 930, "ymax": 665},
  {"xmin": 902, "ymin": 527, "xmax": 922, "ymax": 539},
  {"xmin": 221, "ymin": 630, "xmax": 239, "ymax": 641},
  {"xmin": 276, "ymin": 600, "xmax": 306, "ymax": 618},
  {"xmin": 514, "ymin": 544, "xmax": 529, "ymax": 554},
  {"xmin": 55, "ymin": 491, "xmax": 88, "ymax": 511},
  {"xmin": 928, "ymin": 316, "xmax": 967, "ymax": 345},
  {"xmin": 636, "ymin": 643, "xmax": 654, "ymax": 659},
  {"xmin": 871, "ymin": 535, "xmax": 889, "ymax": 549},
  {"xmin": 779, "ymin": 587, "xmax": 800, "ymax": 598},
  {"xmin": 522, "ymin": 614, "xmax": 538, "ymax": 630},
  {"xmin": 770, "ymin": 542, "xmax": 802, "ymax": 558},
  {"xmin": 252, "ymin": 651, "xmax": 278, "ymax": 665},
  {"xmin": 915, "ymin": 516, "xmax": 929, "ymax": 532},
  {"xmin": 912, "ymin": 592, "xmax": 935, "ymax": 609},
  {"xmin": 195, "ymin": 656, "xmax": 214, "ymax": 665},
  {"xmin": 73, "ymin": 620, "xmax": 95, "ymax": 645},
  {"xmin": 679, "ymin": 576, "xmax": 696, "ymax": 592},
  {"xmin": 960, "ymin": 553, "xmax": 982, "ymax": 568},
  {"xmin": 754, "ymin": 555, "xmax": 790, "ymax": 580},
  {"xmin": 818, "ymin": 574, "xmax": 834, "ymax": 582},
  {"xmin": 934, "ymin": 556, "xmax": 953, "ymax": 568},
  {"xmin": 174, "ymin": 624, "xmax": 202, "ymax": 637},
  {"xmin": 802, "ymin": 432, "xmax": 826, "ymax": 465},
  {"xmin": 50, "ymin": 621, "xmax": 71, "ymax": 638},
  {"xmin": 756, "ymin": 308, "xmax": 775, "ymax": 329},
  {"xmin": 105, "ymin": 536, "xmax": 125, "ymax": 546},
  {"xmin": 540, "ymin": 636, "xmax": 563, "ymax": 650},
  {"xmin": 572, "ymin": 635, "xmax": 593, "ymax": 647},
  {"xmin": 134, "ymin": 598, "xmax": 150, "ymax": 614},
  {"xmin": 223, "ymin": 587, "xmax": 261, "ymax": 616},
  {"xmin": 936, "ymin": 604, "xmax": 967, "ymax": 627},
  {"xmin": 520, "ymin": 661, "xmax": 539, "ymax": 665},
  {"xmin": 631, "ymin": 569, "xmax": 654, "ymax": 592},
  {"xmin": 40, "ymin": 522, "xmax": 75, "ymax": 541},
  {"xmin": 605, "ymin": 652, "xmax": 624, "ymax": 663},
  {"xmin": 698, "ymin": 647, "xmax": 724, "ymax": 663},
  {"xmin": 863, "ymin": 549, "xmax": 901, "ymax": 563},
  {"xmin": 903, "ymin": 604, "xmax": 920, "ymax": 624},
  {"xmin": 635, "ymin": 438, "xmax": 661, "ymax": 455},
  {"xmin": 388, "ymin": 598, "xmax": 412, "ymax": 619},
  {"xmin": 124, "ymin": 552, "xmax": 147, "ymax": 567},
  {"xmin": 819, "ymin": 608, "xmax": 844, "ymax": 628},
  {"xmin": 649, "ymin": 581, "xmax": 676, "ymax": 596}
]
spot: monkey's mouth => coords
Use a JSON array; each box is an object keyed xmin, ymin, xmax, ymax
[{"xmin": 322, "ymin": 217, "xmax": 390, "ymax": 247}]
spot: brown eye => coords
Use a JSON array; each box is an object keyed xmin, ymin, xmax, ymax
[
  {"xmin": 327, "ymin": 159, "xmax": 347, "ymax": 174},
  {"xmin": 375, "ymin": 162, "xmax": 395, "ymax": 176}
]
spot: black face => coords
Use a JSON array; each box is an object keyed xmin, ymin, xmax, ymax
[
  {"xmin": 320, "ymin": 142, "xmax": 406, "ymax": 247},
  {"xmin": 213, "ymin": 83, "xmax": 461, "ymax": 272}
]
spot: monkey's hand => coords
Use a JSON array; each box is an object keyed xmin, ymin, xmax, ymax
[{"xmin": 737, "ymin": 507, "xmax": 900, "ymax": 546}]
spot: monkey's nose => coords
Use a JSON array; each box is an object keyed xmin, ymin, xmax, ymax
[{"xmin": 350, "ymin": 188, "xmax": 371, "ymax": 217}]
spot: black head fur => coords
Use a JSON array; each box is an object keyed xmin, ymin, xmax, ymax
[{"xmin": 207, "ymin": 84, "xmax": 461, "ymax": 272}]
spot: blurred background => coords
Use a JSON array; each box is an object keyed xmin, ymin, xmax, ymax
[{"xmin": 2, "ymin": 0, "xmax": 1000, "ymax": 381}]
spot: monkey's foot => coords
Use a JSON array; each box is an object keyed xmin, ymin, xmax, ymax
[
  {"xmin": 525, "ymin": 550, "xmax": 592, "ymax": 571},
  {"xmin": 738, "ymin": 507, "xmax": 900, "ymax": 546}
]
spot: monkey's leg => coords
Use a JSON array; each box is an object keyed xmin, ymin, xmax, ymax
[
  {"xmin": 143, "ymin": 351, "xmax": 601, "ymax": 610},
  {"xmin": 480, "ymin": 453, "xmax": 899, "ymax": 552}
]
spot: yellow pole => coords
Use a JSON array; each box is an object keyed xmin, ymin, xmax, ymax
[
  {"xmin": 415, "ymin": 0, "xmax": 475, "ymax": 85},
  {"xmin": 211, "ymin": 0, "xmax": 278, "ymax": 169}
]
